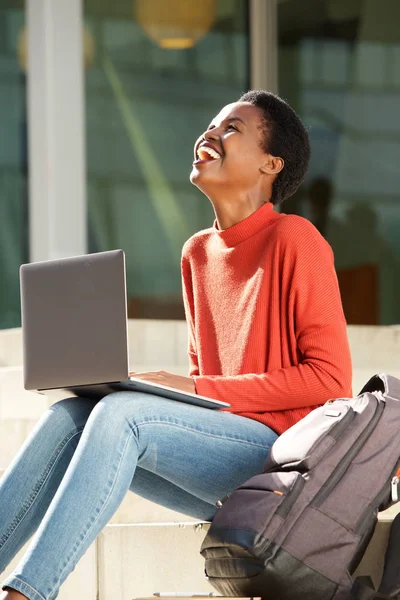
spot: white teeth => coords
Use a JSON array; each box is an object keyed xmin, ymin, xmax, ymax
[{"xmin": 197, "ymin": 146, "xmax": 221, "ymax": 160}]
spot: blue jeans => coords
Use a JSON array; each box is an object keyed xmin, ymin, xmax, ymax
[{"xmin": 0, "ymin": 391, "xmax": 278, "ymax": 600}]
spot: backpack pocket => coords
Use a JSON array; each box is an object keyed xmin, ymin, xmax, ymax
[
  {"xmin": 264, "ymin": 402, "xmax": 355, "ymax": 473},
  {"xmin": 310, "ymin": 397, "xmax": 385, "ymax": 522},
  {"xmin": 210, "ymin": 471, "xmax": 305, "ymax": 536},
  {"xmin": 205, "ymin": 472, "xmax": 305, "ymax": 564},
  {"xmin": 281, "ymin": 505, "xmax": 358, "ymax": 589},
  {"xmin": 202, "ymin": 473, "xmax": 339, "ymax": 600}
]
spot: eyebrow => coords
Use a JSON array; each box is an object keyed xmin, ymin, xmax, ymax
[{"xmin": 207, "ymin": 116, "xmax": 246, "ymax": 130}]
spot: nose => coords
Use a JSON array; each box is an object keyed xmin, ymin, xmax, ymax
[{"xmin": 203, "ymin": 128, "xmax": 219, "ymax": 142}]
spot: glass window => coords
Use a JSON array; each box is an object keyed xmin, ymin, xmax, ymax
[
  {"xmin": 84, "ymin": 0, "xmax": 249, "ymax": 319},
  {"xmin": 278, "ymin": 0, "xmax": 400, "ymax": 325},
  {"xmin": 0, "ymin": 0, "xmax": 27, "ymax": 329}
]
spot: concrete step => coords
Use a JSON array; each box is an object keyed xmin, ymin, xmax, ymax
[
  {"xmin": 1, "ymin": 495, "xmax": 398, "ymax": 599},
  {"xmin": 98, "ymin": 521, "xmax": 212, "ymax": 599},
  {"xmin": 1, "ymin": 538, "xmax": 97, "ymax": 600},
  {"xmin": 0, "ymin": 419, "xmax": 40, "ymax": 472},
  {"xmin": 127, "ymin": 319, "xmax": 189, "ymax": 370},
  {"xmin": 0, "ymin": 521, "xmax": 211, "ymax": 600},
  {"xmin": 0, "ymin": 329, "xmax": 23, "ymax": 368},
  {"xmin": 0, "ymin": 366, "xmax": 49, "ymax": 420},
  {"xmin": 0, "ymin": 319, "xmax": 400, "ymax": 373},
  {"xmin": 0, "ymin": 489, "xmax": 201, "ymax": 599},
  {"xmin": 0, "ymin": 320, "xmax": 190, "ymax": 369},
  {"xmin": 2, "ymin": 322, "xmax": 400, "ymax": 370},
  {"xmin": 102, "ymin": 512, "xmax": 400, "ymax": 599},
  {"xmin": 109, "ymin": 490, "xmax": 199, "ymax": 525},
  {"xmin": 99, "ymin": 512, "xmax": 400, "ymax": 599}
]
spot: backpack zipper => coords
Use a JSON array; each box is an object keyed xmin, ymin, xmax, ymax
[
  {"xmin": 311, "ymin": 397, "xmax": 384, "ymax": 508},
  {"xmin": 215, "ymin": 474, "xmax": 304, "ymax": 514},
  {"xmin": 216, "ymin": 494, "xmax": 230, "ymax": 508},
  {"xmin": 275, "ymin": 473, "xmax": 305, "ymax": 519}
]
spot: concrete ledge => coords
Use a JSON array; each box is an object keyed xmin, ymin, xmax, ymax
[
  {"xmin": 2, "ymin": 322, "xmax": 400, "ymax": 369},
  {"xmin": 99, "ymin": 518, "xmax": 398, "ymax": 599},
  {"xmin": 0, "ymin": 329, "xmax": 22, "ymax": 368},
  {"xmin": 98, "ymin": 522, "xmax": 213, "ymax": 599},
  {"xmin": 109, "ymin": 491, "xmax": 200, "ymax": 525},
  {"xmin": 0, "ymin": 366, "xmax": 49, "ymax": 420},
  {"xmin": 347, "ymin": 325, "xmax": 400, "ymax": 371},
  {"xmin": 0, "ymin": 321, "xmax": 190, "ymax": 369},
  {"xmin": 0, "ymin": 419, "xmax": 41, "ymax": 472},
  {"xmin": 1, "ymin": 512, "xmax": 397, "ymax": 599}
]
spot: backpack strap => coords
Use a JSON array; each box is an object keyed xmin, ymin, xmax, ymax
[{"xmin": 359, "ymin": 373, "xmax": 400, "ymax": 401}]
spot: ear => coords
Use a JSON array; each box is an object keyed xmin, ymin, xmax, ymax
[{"xmin": 260, "ymin": 155, "xmax": 284, "ymax": 176}]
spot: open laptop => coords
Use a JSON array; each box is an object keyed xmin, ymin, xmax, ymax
[{"xmin": 19, "ymin": 249, "xmax": 229, "ymax": 410}]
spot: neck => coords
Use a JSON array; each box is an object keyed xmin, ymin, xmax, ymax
[
  {"xmin": 208, "ymin": 188, "xmax": 272, "ymax": 230},
  {"xmin": 213, "ymin": 203, "xmax": 262, "ymax": 230}
]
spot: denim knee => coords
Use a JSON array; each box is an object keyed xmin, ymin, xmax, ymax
[
  {"xmin": 88, "ymin": 391, "xmax": 144, "ymax": 423},
  {"xmin": 88, "ymin": 391, "xmax": 170, "ymax": 431},
  {"xmin": 47, "ymin": 396, "xmax": 97, "ymax": 432}
]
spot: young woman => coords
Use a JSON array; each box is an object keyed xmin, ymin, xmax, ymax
[{"xmin": 0, "ymin": 90, "xmax": 352, "ymax": 600}]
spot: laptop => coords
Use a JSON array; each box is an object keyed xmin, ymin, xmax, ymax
[{"xmin": 19, "ymin": 249, "xmax": 230, "ymax": 410}]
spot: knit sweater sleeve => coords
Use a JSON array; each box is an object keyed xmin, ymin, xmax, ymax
[{"xmin": 192, "ymin": 219, "xmax": 353, "ymax": 412}]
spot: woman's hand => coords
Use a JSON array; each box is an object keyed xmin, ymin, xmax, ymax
[{"xmin": 129, "ymin": 370, "xmax": 196, "ymax": 394}]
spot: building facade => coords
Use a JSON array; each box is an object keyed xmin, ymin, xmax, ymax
[{"xmin": 1, "ymin": 0, "xmax": 399, "ymax": 328}]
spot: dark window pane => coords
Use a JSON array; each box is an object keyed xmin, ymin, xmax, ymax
[{"xmin": 0, "ymin": 2, "xmax": 28, "ymax": 329}]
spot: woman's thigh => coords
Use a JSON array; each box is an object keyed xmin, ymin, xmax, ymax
[
  {"xmin": 98, "ymin": 391, "xmax": 278, "ymax": 509},
  {"xmin": 129, "ymin": 467, "xmax": 219, "ymax": 521}
]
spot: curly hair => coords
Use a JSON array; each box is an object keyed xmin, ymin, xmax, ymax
[{"xmin": 238, "ymin": 90, "xmax": 310, "ymax": 205}]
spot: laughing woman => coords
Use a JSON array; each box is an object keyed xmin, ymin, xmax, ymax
[{"xmin": 0, "ymin": 91, "xmax": 352, "ymax": 600}]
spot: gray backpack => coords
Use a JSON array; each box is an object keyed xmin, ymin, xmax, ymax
[{"xmin": 201, "ymin": 373, "xmax": 400, "ymax": 600}]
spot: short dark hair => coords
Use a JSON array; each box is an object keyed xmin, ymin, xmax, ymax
[{"xmin": 238, "ymin": 90, "xmax": 310, "ymax": 205}]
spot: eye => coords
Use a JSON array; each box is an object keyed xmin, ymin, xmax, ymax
[{"xmin": 227, "ymin": 123, "xmax": 238, "ymax": 131}]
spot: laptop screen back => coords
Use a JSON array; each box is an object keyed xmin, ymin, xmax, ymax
[{"xmin": 20, "ymin": 249, "xmax": 129, "ymax": 390}]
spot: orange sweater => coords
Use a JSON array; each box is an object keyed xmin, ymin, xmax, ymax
[{"xmin": 181, "ymin": 201, "xmax": 353, "ymax": 435}]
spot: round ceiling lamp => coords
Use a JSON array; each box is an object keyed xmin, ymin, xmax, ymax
[
  {"xmin": 135, "ymin": 0, "xmax": 216, "ymax": 50},
  {"xmin": 17, "ymin": 26, "xmax": 95, "ymax": 73}
]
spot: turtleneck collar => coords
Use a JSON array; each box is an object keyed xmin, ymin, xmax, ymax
[{"xmin": 212, "ymin": 201, "xmax": 280, "ymax": 248}]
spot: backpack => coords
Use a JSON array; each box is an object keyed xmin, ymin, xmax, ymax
[{"xmin": 200, "ymin": 373, "xmax": 400, "ymax": 600}]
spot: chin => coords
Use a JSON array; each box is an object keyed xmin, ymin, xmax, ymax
[
  {"xmin": 190, "ymin": 168, "xmax": 207, "ymax": 190},
  {"xmin": 190, "ymin": 165, "xmax": 216, "ymax": 186},
  {"xmin": 190, "ymin": 173, "xmax": 212, "ymax": 198},
  {"xmin": 189, "ymin": 168, "xmax": 199, "ymax": 185}
]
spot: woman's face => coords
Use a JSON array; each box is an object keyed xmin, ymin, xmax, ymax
[{"xmin": 190, "ymin": 101, "xmax": 269, "ymax": 196}]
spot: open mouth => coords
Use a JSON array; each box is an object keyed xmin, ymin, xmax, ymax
[{"xmin": 195, "ymin": 144, "xmax": 222, "ymax": 163}]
